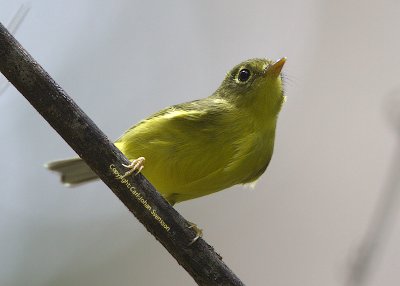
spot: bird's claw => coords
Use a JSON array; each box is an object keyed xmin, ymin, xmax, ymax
[
  {"xmin": 187, "ymin": 221, "xmax": 203, "ymax": 246},
  {"xmin": 122, "ymin": 157, "xmax": 145, "ymax": 178}
]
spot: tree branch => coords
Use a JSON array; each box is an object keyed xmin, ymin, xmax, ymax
[{"xmin": 0, "ymin": 22, "xmax": 244, "ymax": 286}]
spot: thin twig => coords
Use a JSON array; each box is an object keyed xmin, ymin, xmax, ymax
[
  {"xmin": 0, "ymin": 22, "xmax": 244, "ymax": 286},
  {"xmin": 346, "ymin": 93, "xmax": 400, "ymax": 286}
]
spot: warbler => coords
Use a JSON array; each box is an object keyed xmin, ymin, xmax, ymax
[{"xmin": 46, "ymin": 58, "xmax": 286, "ymax": 205}]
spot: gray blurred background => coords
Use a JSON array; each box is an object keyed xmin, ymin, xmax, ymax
[{"xmin": 1, "ymin": 1, "xmax": 399, "ymax": 285}]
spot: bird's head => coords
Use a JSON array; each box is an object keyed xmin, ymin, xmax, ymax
[{"xmin": 216, "ymin": 58, "xmax": 286, "ymax": 117}]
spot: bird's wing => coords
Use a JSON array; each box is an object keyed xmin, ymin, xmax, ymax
[{"xmin": 114, "ymin": 98, "xmax": 239, "ymax": 188}]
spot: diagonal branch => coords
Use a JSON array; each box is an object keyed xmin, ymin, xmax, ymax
[
  {"xmin": 0, "ymin": 22, "xmax": 244, "ymax": 286},
  {"xmin": 0, "ymin": 4, "xmax": 30, "ymax": 96}
]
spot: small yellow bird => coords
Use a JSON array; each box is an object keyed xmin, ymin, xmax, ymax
[{"xmin": 46, "ymin": 58, "xmax": 286, "ymax": 205}]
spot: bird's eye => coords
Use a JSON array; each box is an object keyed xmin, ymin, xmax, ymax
[{"xmin": 238, "ymin": 69, "xmax": 251, "ymax": 82}]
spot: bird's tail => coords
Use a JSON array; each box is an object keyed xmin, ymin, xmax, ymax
[{"xmin": 45, "ymin": 158, "xmax": 98, "ymax": 186}]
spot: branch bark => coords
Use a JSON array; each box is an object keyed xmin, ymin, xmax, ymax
[{"xmin": 0, "ymin": 22, "xmax": 244, "ymax": 286}]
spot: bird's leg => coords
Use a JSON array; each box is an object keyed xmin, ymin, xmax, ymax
[
  {"xmin": 187, "ymin": 221, "xmax": 203, "ymax": 246},
  {"xmin": 121, "ymin": 157, "xmax": 145, "ymax": 178}
]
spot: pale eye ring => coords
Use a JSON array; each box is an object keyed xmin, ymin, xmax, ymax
[{"xmin": 238, "ymin": 69, "xmax": 251, "ymax": 82}]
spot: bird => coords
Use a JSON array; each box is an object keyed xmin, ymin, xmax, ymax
[{"xmin": 46, "ymin": 57, "xmax": 286, "ymax": 206}]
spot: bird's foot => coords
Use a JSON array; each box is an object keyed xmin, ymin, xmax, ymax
[
  {"xmin": 122, "ymin": 157, "xmax": 145, "ymax": 178},
  {"xmin": 187, "ymin": 221, "xmax": 203, "ymax": 246}
]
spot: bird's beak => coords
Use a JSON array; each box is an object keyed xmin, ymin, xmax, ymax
[{"xmin": 266, "ymin": 57, "xmax": 286, "ymax": 77}]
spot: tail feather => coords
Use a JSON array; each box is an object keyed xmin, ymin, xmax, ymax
[{"xmin": 45, "ymin": 158, "xmax": 98, "ymax": 186}]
